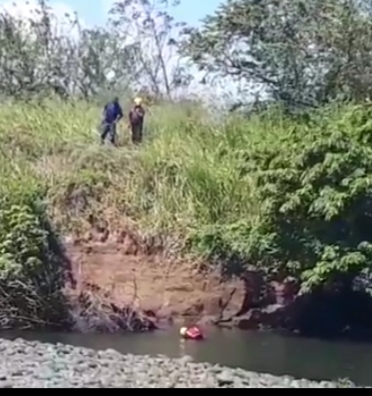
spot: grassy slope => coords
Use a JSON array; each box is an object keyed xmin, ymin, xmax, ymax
[
  {"xmin": 0, "ymin": 99, "xmax": 352, "ymax": 269},
  {"xmin": 0, "ymin": 100, "xmax": 262, "ymax": 251}
]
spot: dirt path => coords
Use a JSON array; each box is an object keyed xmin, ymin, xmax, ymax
[{"xmin": 65, "ymin": 236, "xmax": 245, "ymax": 326}]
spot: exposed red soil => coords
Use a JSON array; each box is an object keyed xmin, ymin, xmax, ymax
[{"xmin": 65, "ymin": 229, "xmax": 246, "ymax": 328}]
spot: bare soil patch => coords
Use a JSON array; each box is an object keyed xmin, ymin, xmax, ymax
[{"xmin": 65, "ymin": 228, "xmax": 245, "ymax": 328}]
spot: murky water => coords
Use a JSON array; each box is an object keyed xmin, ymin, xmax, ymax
[{"xmin": 1, "ymin": 328, "xmax": 371, "ymax": 386}]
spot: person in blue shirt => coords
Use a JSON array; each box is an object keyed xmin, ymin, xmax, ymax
[{"xmin": 101, "ymin": 97, "xmax": 123, "ymax": 145}]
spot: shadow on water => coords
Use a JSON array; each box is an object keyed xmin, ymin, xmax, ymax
[{"xmin": 1, "ymin": 328, "xmax": 372, "ymax": 386}]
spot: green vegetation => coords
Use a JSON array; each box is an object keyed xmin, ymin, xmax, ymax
[
  {"xmin": 0, "ymin": 148, "xmax": 70, "ymax": 328},
  {"xmin": 2, "ymin": 0, "xmax": 372, "ymax": 330},
  {"xmin": 180, "ymin": 0, "xmax": 372, "ymax": 110},
  {"xmin": 2, "ymin": 100, "xmax": 372, "ymax": 297}
]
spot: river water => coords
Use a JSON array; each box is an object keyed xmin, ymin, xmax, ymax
[{"xmin": 0, "ymin": 328, "xmax": 371, "ymax": 386}]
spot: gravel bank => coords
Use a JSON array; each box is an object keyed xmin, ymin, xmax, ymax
[{"xmin": 0, "ymin": 338, "xmax": 356, "ymax": 388}]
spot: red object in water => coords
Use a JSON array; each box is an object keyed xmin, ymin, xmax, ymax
[{"xmin": 182, "ymin": 326, "xmax": 204, "ymax": 340}]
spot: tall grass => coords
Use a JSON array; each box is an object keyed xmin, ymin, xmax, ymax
[{"xmin": 0, "ymin": 98, "xmax": 312, "ymax": 260}]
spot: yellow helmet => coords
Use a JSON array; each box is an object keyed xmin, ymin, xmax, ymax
[
  {"xmin": 180, "ymin": 327, "xmax": 187, "ymax": 336},
  {"xmin": 134, "ymin": 97, "xmax": 142, "ymax": 105}
]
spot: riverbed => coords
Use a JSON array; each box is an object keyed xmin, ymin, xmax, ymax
[
  {"xmin": 0, "ymin": 337, "xmax": 352, "ymax": 388},
  {"xmin": 0, "ymin": 328, "xmax": 370, "ymax": 386}
]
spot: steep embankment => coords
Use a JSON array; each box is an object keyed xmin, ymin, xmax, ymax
[
  {"xmin": 3, "ymin": 100, "xmax": 372, "ymax": 336},
  {"xmin": 65, "ymin": 229, "xmax": 245, "ymax": 329}
]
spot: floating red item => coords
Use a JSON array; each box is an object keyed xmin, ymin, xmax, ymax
[{"xmin": 180, "ymin": 326, "xmax": 204, "ymax": 340}]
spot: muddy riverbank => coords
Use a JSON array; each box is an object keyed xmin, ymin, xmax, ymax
[
  {"xmin": 2, "ymin": 222, "xmax": 372, "ymax": 339},
  {"xmin": 64, "ymin": 230, "xmax": 372, "ymax": 340},
  {"xmin": 65, "ymin": 232, "xmax": 244, "ymax": 330}
]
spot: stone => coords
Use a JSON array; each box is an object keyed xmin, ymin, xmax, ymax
[{"xmin": 0, "ymin": 338, "xmax": 357, "ymax": 388}]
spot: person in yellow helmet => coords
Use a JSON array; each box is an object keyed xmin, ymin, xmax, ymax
[{"xmin": 128, "ymin": 97, "xmax": 145, "ymax": 144}]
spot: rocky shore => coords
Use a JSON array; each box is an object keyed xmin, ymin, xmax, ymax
[{"xmin": 0, "ymin": 338, "xmax": 357, "ymax": 388}]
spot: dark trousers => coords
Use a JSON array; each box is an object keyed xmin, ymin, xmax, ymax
[
  {"xmin": 101, "ymin": 122, "xmax": 117, "ymax": 145},
  {"xmin": 131, "ymin": 122, "xmax": 143, "ymax": 144}
]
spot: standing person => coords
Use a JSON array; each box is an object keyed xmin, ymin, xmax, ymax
[
  {"xmin": 129, "ymin": 97, "xmax": 145, "ymax": 144},
  {"xmin": 101, "ymin": 96, "xmax": 123, "ymax": 146}
]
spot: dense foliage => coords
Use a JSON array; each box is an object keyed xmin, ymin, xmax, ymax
[
  {"xmin": 0, "ymin": 167, "xmax": 70, "ymax": 328},
  {"xmin": 180, "ymin": 0, "xmax": 372, "ymax": 109},
  {"xmin": 256, "ymin": 105, "xmax": 372, "ymax": 290},
  {"xmin": 0, "ymin": 0, "xmax": 190, "ymax": 100}
]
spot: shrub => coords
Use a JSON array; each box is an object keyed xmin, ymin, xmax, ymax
[
  {"xmin": 196, "ymin": 104, "xmax": 372, "ymax": 291},
  {"xmin": 0, "ymin": 164, "xmax": 71, "ymax": 329}
]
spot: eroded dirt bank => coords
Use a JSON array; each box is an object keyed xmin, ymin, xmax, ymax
[
  {"xmin": 65, "ymin": 229, "xmax": 245, "ymax": 329},
  {"xmin": 63, "ymin": 227, "xmax": 372, "ymax": 338}
]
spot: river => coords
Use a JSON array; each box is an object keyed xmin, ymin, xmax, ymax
[{"xmin": 0, "ymin": 328, "xmax": 370, "ymax": 386}]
